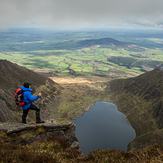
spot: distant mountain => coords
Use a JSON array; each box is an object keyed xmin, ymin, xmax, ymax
[
  {"xmin": 106, "ymin": 68, "xmax": 163, "ymax": 150},
  {"xmin": 78, "ymin": 38, "xmax": 130, "ymax": 47},
  {"xmin": 0, "ymin": 60, "xmax": 62, "ymax": 123},
  {"xmin": 50, "ymin": 37, "xmax": 132, "ymax": 50}
]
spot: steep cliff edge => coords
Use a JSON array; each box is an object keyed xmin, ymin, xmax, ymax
[
  {"xmin": 0, "ymin": 59, "xmax": 62, "ymax": 123},
  {"xmin": 0, "ymin": 120, "xmax": 79, "ymax": 150},
  {"xmin": 1, "ymin": 122, "xmax": 163, "ymax": 162},
  {"xmin": 106, "ymin": 68, "xmax": 163, "ymax": 150}
]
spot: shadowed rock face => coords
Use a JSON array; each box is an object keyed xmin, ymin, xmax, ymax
[
  {"xmin": 0, "ymin": 120, "xmax": 79, "ymax": 150},
  {"xmin": 0, "ymin": 59, "xmax": 62, "ymax": 123},
  {"xmin": 153, "ymin": 100, "xmax": 163, "ymax": 129}
]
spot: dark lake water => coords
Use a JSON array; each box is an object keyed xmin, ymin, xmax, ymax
[{"xmin": 72, "ymin": 101, "xmax": 136, "ymax": 155}]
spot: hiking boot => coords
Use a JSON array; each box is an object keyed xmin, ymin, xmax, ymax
[
  {"xmin": 36, "ymin": 119, "xmax": 45, "ymax": 123},
  {"xmin": 22, "ymin": 116, "xmax": 27, "ymax": 124},
  {"xmin": 36, "ymin": 110, "xmax": 45, "ymax": 123}
]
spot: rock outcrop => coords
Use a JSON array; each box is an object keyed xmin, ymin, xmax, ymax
[{"xmin": 0, "ymin": 120, "xmax": 80, "ymax": 150}]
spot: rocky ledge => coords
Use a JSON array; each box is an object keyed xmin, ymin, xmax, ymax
[{"xmin": 0, "ymin": 120, "xmax": 80, "ymax": 150}]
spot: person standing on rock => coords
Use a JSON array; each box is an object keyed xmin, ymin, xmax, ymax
[{"xmin": 21, "ymin": 82, "xmax": 45, "ymax": 124}]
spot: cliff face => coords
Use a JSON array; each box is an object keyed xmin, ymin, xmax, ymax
[
  {"xmin": 106, "ymin": 69, "xmax": 163, "ymax": 150},
  {"xmin": 0, "ymin": 59, "xmax": 62, "ymax": 123},
  {"xmin": 0, "ymin": 120, "xmax": 79, "ymax": 150}
]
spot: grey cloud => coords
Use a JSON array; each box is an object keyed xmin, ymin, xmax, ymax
[{"xmin": 0, "ymin": 0, "xmax": 163, "ymax": 29}]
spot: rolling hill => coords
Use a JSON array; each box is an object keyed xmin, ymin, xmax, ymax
[{"xmin": 77, "ymin": 38, "xmax": 130, "ymax": 47}]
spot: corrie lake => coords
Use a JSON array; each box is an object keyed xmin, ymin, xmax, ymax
[{"xmin": 72, "ymin": 101, "xmax": 136, "ymax": 155}]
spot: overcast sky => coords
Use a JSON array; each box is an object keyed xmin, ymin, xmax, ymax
[{"xmin": 1, "ymin": 0, "xmax": 163, "ymax": 30}]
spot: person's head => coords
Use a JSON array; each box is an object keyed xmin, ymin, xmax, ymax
[{"xmin": 24, "ymin": 82, "xmax": 31, "ymax": 88}]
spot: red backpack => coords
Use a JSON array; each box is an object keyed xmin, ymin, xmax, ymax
[{"xmin": 14, "ymin": 88, "xmax": 25, "ymax": 107}]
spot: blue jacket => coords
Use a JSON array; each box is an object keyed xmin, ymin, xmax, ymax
[{"xmin": 21, "ymin": 86, "xmax": 40, "ymax": 110}]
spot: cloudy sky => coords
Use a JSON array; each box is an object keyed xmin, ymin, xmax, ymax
[{"xmin": 0, "ymin": 0, "xmax": 163, "ymax": 29}]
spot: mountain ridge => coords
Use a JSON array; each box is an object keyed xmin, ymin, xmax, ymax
[
  {"xmin": 106, "ymin": 68, "xmax": 163, "ymax": 150},
  {"xmin": 0, "ymin": 59, "xmax": 62, "ymax": 122},
  {"xmin": 77, "ymin": 37, "xmax": 130, "ymax": 48}
]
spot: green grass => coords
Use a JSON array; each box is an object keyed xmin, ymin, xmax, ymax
[
  {"xmin": 97, "ymin": 66, "xmax": 110, "ymax": 71},
  {"xmin": 58, "ymin": 62, "xmax": 69, "ymax": 69}
]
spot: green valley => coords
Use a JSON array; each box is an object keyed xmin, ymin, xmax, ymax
[{"xmin": 0, "ymin": 28, "xmax": 163, "ymax": 79}]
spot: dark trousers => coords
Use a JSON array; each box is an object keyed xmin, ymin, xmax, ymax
[{"xmin": 22, "ymin": 104, "xmax": 40, "ymax": 123}]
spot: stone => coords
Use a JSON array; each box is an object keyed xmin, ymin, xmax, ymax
[
  {"xmin": 70, "ymin": 141, "xmax": 80, "ymax": 150},
  {"xmin": 0, "ymin": 121, "xmax": 80, "ymax": 151},
  {"xmin": 0, "ymin": 122, "xmax": 36, "ymax": 135}
]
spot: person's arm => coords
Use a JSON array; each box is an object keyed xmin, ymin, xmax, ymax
[
  {"xmin": 27, "ymin": 92, "xmax": 40, "ymax": 102},
  {"xmin": 38, "ymin": 93, "xmax": 42, "ymax": 98}
]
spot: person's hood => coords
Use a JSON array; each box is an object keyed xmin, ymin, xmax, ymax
[{"xmin": 21, "ymin": 86, "xmax": 33, "ymax": 92}]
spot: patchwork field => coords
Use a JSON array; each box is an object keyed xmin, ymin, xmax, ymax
[{"xmin": 0, "ymin": 28, "xmax": 163, "ymax": 79}]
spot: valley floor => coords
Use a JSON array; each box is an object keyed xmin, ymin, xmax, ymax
[
  {"xmin": 48, "ymin": 75, "xmax": 110, "ymax": 120},
  {"xmin": 50, "ymin": 75, "xmax": 109, "ymax": 85}
]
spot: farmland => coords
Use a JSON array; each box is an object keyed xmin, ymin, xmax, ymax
[{"xmin": 0, "ymin": 28, "xmax": 163, "ymax": 79}]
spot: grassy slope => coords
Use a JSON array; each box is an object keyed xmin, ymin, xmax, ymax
[
  {"xmin": 56, "ymin": 82, "xmax": 108, "ymax": 120},
  {"xmin": 1, "ymin": 129, "xmax": 163, "ymax": 162},
  {"xmin": 105, "ymin": 69, "xmax": 163, "ymax": 151}
]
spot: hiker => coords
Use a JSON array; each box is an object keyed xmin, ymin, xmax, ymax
[{"xmin": 21, "ymin": 82, "xmax": 45, "ymax": 124}]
